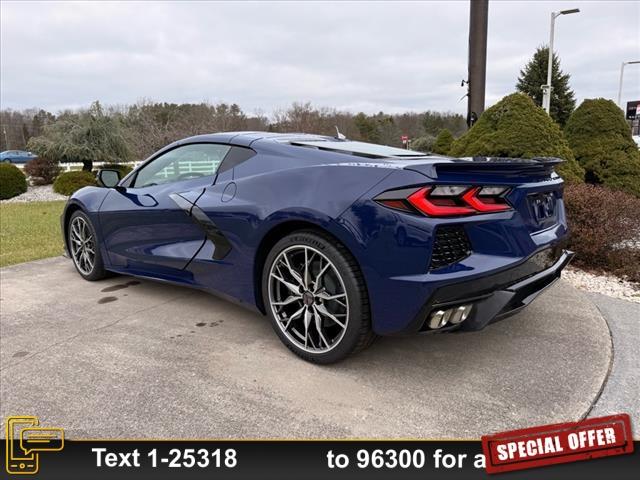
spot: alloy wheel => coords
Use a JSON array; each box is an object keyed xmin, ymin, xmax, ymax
[
  {"xmin": 268, "ymin": 245, "xmax": 349, "ymax": 353},
  {"xmin": 69, "ymin": 216, "xmax": 96, "ymax": 276}
]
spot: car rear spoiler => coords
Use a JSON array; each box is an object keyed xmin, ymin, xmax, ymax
[
  {"xmin": 463, "ymin": 156, "xmax": 564, "ymax": 165},
  {"xmin": 404, "ymin": 156, "xmax": 565, "ymax": 180}
]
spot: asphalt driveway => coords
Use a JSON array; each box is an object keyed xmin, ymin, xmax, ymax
[{"xmin": 0, "ymin": 256, "xmax": 616, "ymax": 439}]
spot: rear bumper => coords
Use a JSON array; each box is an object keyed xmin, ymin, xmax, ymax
[{"xmin": 399, "ymin": 247, "xmax": 574, "ymax": 334}]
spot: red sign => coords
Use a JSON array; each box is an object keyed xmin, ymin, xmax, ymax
[
  {"xmin": 401, "ymin": 135, "xmax": 408, "ymax": 142},
  {"xmin": 481, "ymin": 414, "xmax": 633, "ymax": 474}
]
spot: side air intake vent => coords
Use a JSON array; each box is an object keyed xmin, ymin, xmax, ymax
[{"xmin": 430, "ymin": 226, "xmax": 472, "ymax": 270}]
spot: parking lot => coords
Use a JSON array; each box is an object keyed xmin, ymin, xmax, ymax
[{"xmin": 0, "ymin": 256, "xmax": 623, "ymax": 439}]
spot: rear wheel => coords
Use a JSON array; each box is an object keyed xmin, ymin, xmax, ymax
[
  {"xmin": 262, "ymin": 231, "xmax": 375, "ymax": 364},
  {"xmin": 68, "ymin": 210, "xmax": 108, "ymax": 281}
]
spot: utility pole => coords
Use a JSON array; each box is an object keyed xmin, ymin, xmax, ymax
[{"xmin": 467, "ymin": 0, "xmax": 489, "ymax": 128}]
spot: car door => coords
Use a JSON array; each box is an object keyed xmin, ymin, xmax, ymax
[{"xmin": 98, "ymin": 143, "xmax": 231, "ymax": 280}]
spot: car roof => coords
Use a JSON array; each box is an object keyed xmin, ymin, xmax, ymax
[
  {"xmin": 182, "ymin": 131, "xmax": 330, "ymax": 145},
  {"xmin": 181, "ymin": 132, "xmax": 428, "ymax": 158}
]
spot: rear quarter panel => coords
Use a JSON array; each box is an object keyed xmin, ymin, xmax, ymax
[{"xmin": 190, "ymin": 152, "xmax": 398, "ymax": 309}]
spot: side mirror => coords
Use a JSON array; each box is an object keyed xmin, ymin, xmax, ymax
[{"xmin": 97, "ymin": 169, "xmax": 121, "ymax": 188}]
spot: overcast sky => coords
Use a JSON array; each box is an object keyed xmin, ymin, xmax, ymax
[{"xmin": 1, "ymin": 0, "xmax": 638, "ymax": 116}]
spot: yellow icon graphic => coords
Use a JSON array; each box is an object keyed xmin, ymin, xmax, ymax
[{"xmin": 6, "ymin": 416, "xmax": 64, "ymax": 475}]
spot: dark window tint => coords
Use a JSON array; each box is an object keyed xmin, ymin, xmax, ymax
[{"xmin": 218, "ymin": 146, "xmax": 256, "ymax": 174}]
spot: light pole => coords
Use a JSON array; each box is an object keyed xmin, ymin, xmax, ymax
[
  {"xmin": 542, "ymin": 8, "xmax": 580, "ymax": 114},
  {"xmin": 618, "ymin": 60, "xmax": 640, "ymax": 108}
]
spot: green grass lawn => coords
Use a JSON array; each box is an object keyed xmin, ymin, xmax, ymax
[{"xmin": 0, "ymin": 201, "xmax": 66, "ymax": 267}]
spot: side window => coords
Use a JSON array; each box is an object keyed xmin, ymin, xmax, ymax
[
  {"xmin": 132, "ymin": 144, "xmax": 230, "ymax": 188},
  {"xmin": 217, "ymin": 146, "xmax": 256, "ymax": 174}
]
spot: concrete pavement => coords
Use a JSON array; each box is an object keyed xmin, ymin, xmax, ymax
[
  {"xmin": 586, "ymin": 292, "xmax": 640, "ymax": 437},
  {"xmin": 1, "ymin": 256, "xmax": 614, "ymax": 439}
]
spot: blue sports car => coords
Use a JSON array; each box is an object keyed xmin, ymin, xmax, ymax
[{"xmin": 61, "ymin": 132, "xmax": 573, "ymax": 363}]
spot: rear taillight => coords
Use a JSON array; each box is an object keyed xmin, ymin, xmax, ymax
[
  {"xmin": 408, "ymin": 187, "xmax": 475, "ymax": 216},
  {"xmin": 375, "ymin": 185, "xmax": 512, "ymax": 217},
  {"xmin": 461, "ymin": 187, "xmax": 511, "ymax": 213}
]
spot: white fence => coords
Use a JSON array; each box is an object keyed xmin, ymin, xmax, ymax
[
  {"xmin": 59, "ymin": 161, "xmax": 143, "ymax": 172},
  {"xmin": 14, "ymin": 160, "xmax": 219, "ymax": 178},
  {"xmin": 13, "ymin": 161, "xmax": 142, "ymax": 172},
  {"xmin": 154, "ymin": 160, "xmax": 220, "ymax": 178}
]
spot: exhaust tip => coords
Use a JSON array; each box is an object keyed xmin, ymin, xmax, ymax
[
  {"xmin": 427, "ymin": 304, "xmax": 473, "ymax": 329},
  {"xmin": 427, "ymin": 310, "xmax": 450, "ymax": 329},
  {"xmin": 449, "ymin": 304, "xmax": 473, "ymax": 324}
]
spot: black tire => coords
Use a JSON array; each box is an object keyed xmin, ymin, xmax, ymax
[
  {"xmin": 67, "ymin": 210, "xmax": 109, "ymax": 281},
  {"xmin": 262, "ymin": 230, "xmax": 375, "ymax": 364}
]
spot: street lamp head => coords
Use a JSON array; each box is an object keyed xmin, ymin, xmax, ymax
[{"xmin": 560, "ymin": 8, "xmax": 580, "ymax": 15}]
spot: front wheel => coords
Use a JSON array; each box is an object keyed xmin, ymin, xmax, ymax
[
  {"xmin": 68, "ymin": 210, "xmax": 109, "ymax": 281},
  {"xmin": 262, "ymin": 231, "xmax": 375, "ymax": 364}
]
